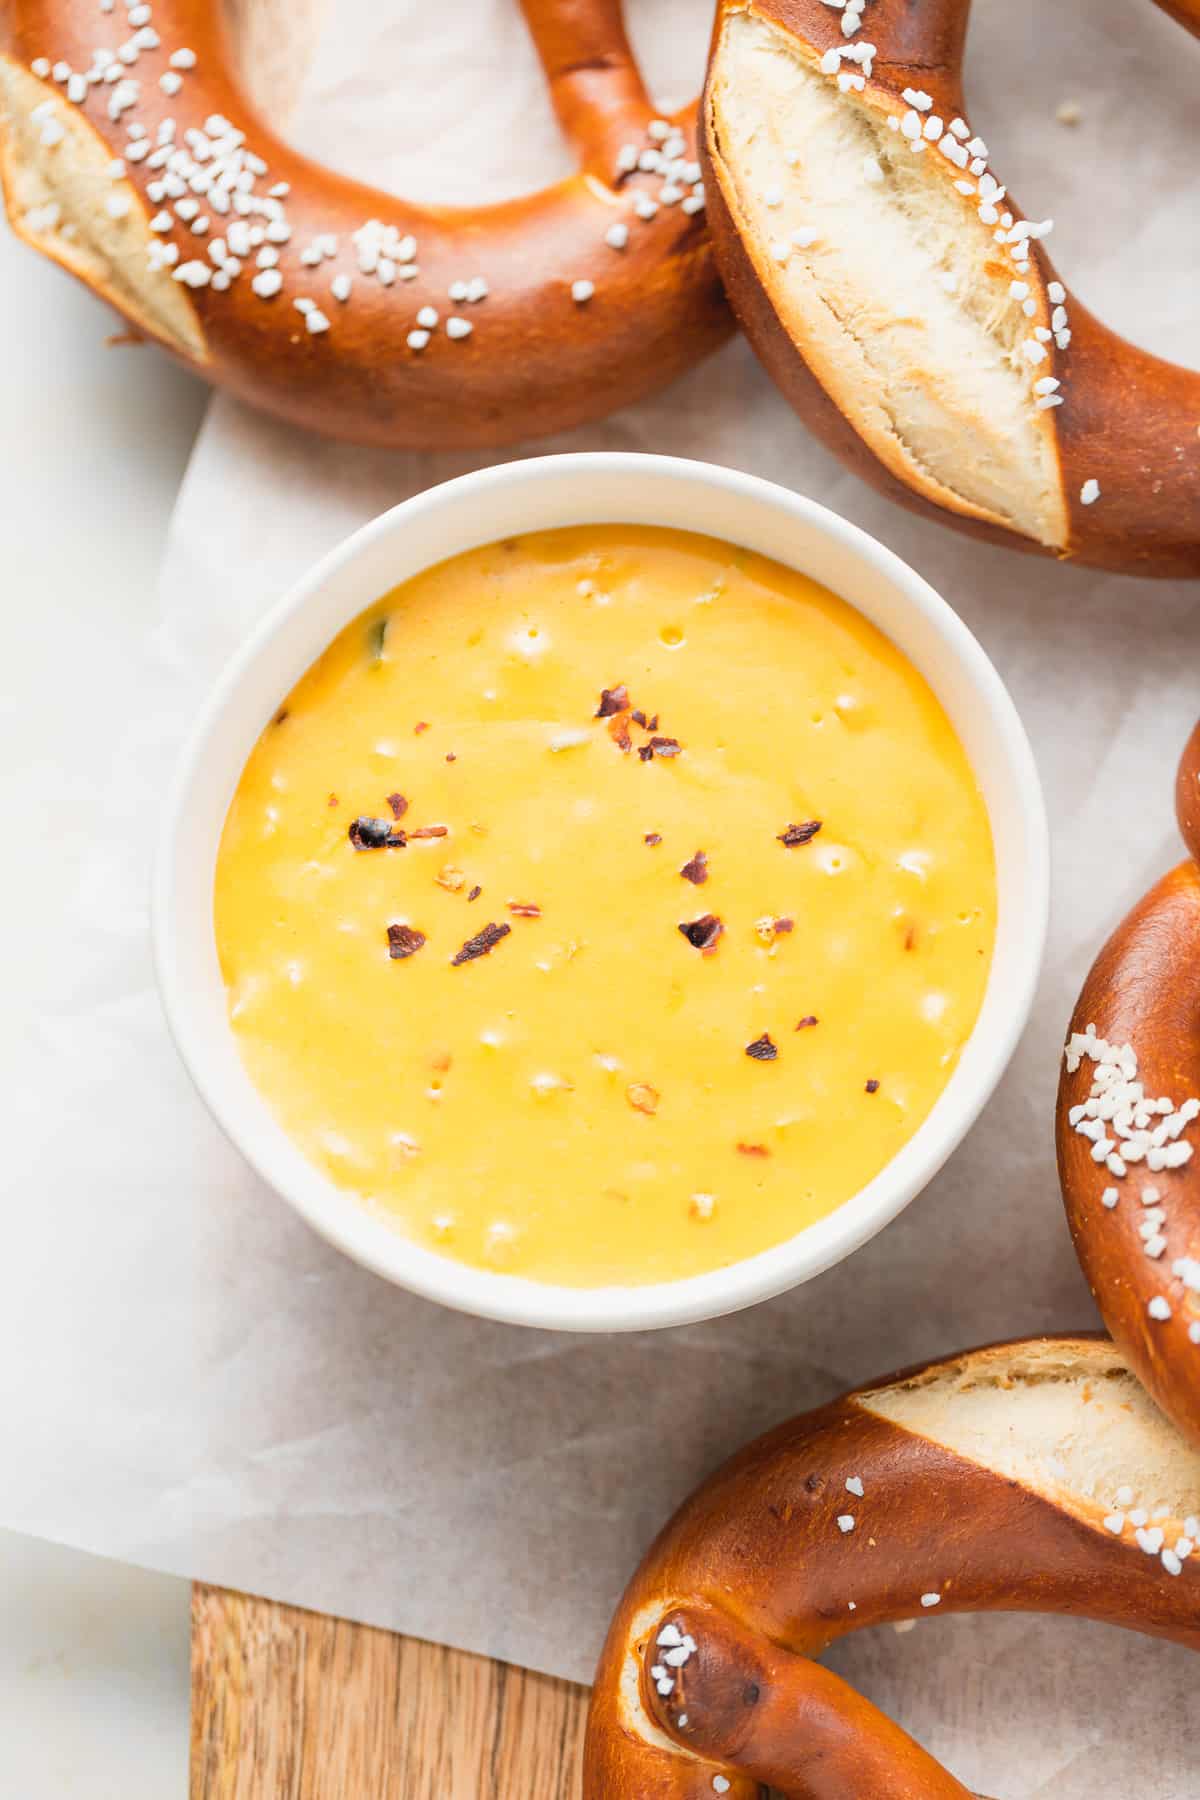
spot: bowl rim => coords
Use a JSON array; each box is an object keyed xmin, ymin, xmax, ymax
[{"xmin": 153, "ymin": 451, "xmax": 1049, "ymax": 1333}]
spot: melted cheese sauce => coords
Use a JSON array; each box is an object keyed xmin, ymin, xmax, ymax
[{"xmin": 214, "ymin": 527, "xmax": 996, "ymax": 1287}]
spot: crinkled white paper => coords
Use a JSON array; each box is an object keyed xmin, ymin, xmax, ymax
[{"xmin": 3, "ymin": 2, "xmax": 1198, "ymax": 1791}]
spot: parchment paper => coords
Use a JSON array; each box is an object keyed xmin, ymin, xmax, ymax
[{"xmin": 4, "ymin": 2, "xmax": 1199, "ymax": 1792}]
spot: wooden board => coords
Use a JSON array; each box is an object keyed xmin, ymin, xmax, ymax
[{"xmin": 190, "ymin": 1584, "xmax": 588, "ymax": 1799}]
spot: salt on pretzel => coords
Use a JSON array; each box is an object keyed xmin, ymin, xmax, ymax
[
  {"xmin": 1058, "ymin": 718, "xmax": 1200, "ymax": 1447},
  {"xmin": 584, "ymin": 1337, "xmax": 1200, "ymax": 1798},
  {"xmin": 0, "ymin": 0, "xmax": 731, "ymax": 447},
  {"xmin": 701, "ymin": 0, "xmax": 1200, "ymax": 576}
]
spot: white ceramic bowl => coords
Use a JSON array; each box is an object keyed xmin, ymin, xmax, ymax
[{"xmin": 154, "ymin": 453, "xmax": 1048, "ymax": 1334}]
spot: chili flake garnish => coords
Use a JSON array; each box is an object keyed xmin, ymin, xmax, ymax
[
  {"xmin": 386, "ymin": 792, "xmax": 408, "ymax": 820},
  {"xmin": 386, "ymin": 924, "xmax": 426, "ymax": 961},
  {"xmin": 508, "ymin": 902, "xmax": 542, "ymax": 918},
  {"xmin": 795, "ymin": 1015, "xmax": 819, "ymax": 1030},
  {"xmin": 451, "ymin": 922, "xmax": 511, "ymax": 966},
  {"xmin": 626, "ymin": 1082, "xmax": 660, "ymax": 1115},
  {"xmin": 445, "ymin": 752, "xmax": 457, "ymax": 764},
  {"xmin": 595, "ymin": 684, "xmax": 629, "ymax": 718},
  {"xmin": 736, "ymin": 1142, "xmax": 770, "ymax": 1158},
  {"xmin": 865, "ymin": 1078, "xmax": 880, "ymax": 1093},
  {"xmin": 641, "ymin": 735, "xmax": 681, "ymax": 760},
  {"xmin": 778, "ymin": 821, "xmax": 822, "ymax": 846},
  {"xmin": 409, "ymin": 824, "xmax": 449, "ymax": 840},
  {"xmin": 679, "ymin": 851, "xmax": 709, "ymax": 885},
  {"xmin": 644, "ymin": 833, "xmax": 663, "ymax": 847},
  {"xmin": 745, "ymin": 1034, "xmax": 779, "ymax": 1062},
  {"xmin": 774, "ymin": 917, "xmax": 795, "ymax": 934},
  {"xmin": 327, "ymin": 793, "xmax": 339, "ymax": 808},
  {"xmin": 467, "ymin": 885, "xmax": 482, "ymax": 902},
  {"xmin": 609, "ymin": 716, "xmax": 633, "ymax": 754},
  {"xmin": 273, "ymin": 707, "xmax": 289, "ymax": 726},
  {"xmin": 349, "ymin": 816, "xmax": 407, "ymax": 850},
  {"xmin": 678, "ymin": 914, "xmax": 724, "ymax": 952},
  {"xmin": 414, "ymin": 721, "xmax": 430, "ymax": 735}
]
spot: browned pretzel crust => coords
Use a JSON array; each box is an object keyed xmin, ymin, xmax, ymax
[
  {"xmin": 701, "ymin": 0, "xmax": 1200, "ymax": 575},
  {"xmin": 1058, "ymin": 717, "xmax": 1200, "ymax": 1446},
  {"xmin": 584, "ymin": 1338, "xmax": 1200, "ymax": 1797},
  {"xmin": 0, "ymin": 0, "xmax": 731, "ymax": 446}
]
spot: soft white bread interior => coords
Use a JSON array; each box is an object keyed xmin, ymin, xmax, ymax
[
  {"xmin": 862, "ymin": 1338, "xmax": 1200, "ymax": 1529},
  {"xmin": 706, "ymin": 10, "xmax": 1067, "ymax": 548},
  {"xmin": 0, "ymin": 57, "xmax": 205, "ymax": 356}
]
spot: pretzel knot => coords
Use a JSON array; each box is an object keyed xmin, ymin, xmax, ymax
[
  {"xmin": 584, "ymin": 1339, "xmax": 1200, "ymax": 1797},
  {"xmin": 0, "ymin": 1, "xmax": 730, "ymax": 446},
  {"xmin": 1057, "ymin": 718, "xmax": 1200, "ymax": 1448},
  {"xmin": 700, "ymin": 0, "xmax": 1200, "ymax": 575}
]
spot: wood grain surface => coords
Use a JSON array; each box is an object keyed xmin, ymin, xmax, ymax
[{"xmin": 190, "ymin": 1584, "xmax": 588, "ymax": 1799}]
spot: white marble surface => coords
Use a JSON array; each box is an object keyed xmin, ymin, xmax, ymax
[{"xmin": 0, "ymin": 221, "xmax": 201, "ymax": 1795}]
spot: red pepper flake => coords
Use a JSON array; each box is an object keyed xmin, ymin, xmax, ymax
[
  {"xmin": 349, "ymin": 816, "xmax": 407, "ymax": 850},
  {"xmin": 774, "ymin": 917, "xmax": 795, "ymax": 934},
  {"xmin": 507, "ymin": 902, "xmax": 542, "ymax": 918},
  {"xmin": 745, "ymin": 1033, "xmax": 778, "ymax": 1061},
  {"xmin": 678, "ymin": 914, "xmax": 724, "ymax": 952},
  {"xmin": 778, "ymin": 821, "xmax": 822, "ymax": 847},
  {"xmin": 865, "ymin": 1078, "xmax": 880, "ymax": 1093},
  {"xmin": 467, "ymin": 885, "xmax": 482, "ymax": 902},
  {"xmin": 273, "ymin": 707, "xmax": 289, "ymax": 727},
  {"xmin": 445, "ymin": 752, "xmax": 457, "ymax": 763},
  {"xmin": 386, "ymin": 792, "xmax": 408, "ymax": 820},
  {"xmin": 327, "ymin": 793, "xmax": 339, "ymax": 808},
  {"xmin": 795, "ymin": 1015, "xmax": 819, "ymax": 1030},
  {"xmin": 595, "ymin": 684, "xmax": 630, "ymax": 718},
  {"xmin": 637, "ymin": 744, "xmax": 653, "ymax": 763},
  {"xmin": 646, "ymin": 735, "xmax": 682, "ymax": 758},
  {"xmin": 386, "ymin": 923, "xmax": 426, "ymax": 961},
  {"xmin": 608, "ymin": 716, "xmax": 633, "ymax": 754},
  {"xmin": 409, "ymin": 824, "xmax": 449, "ymax": 840},
  {"xmin": 632, "ymin": 709, "xmax": 647, "ymax": 728},
  {"xmin": 904, "ymin": 924, "xmax": 918, "ymax": 950},
  {"xmin": 414, "ymin": 721, "xmax": 430, "ymax": 735},
  {"xmin": 679, "ymin": 850, "xmax": 709, "ymax": 886},
  {"xmin": 451, "ymin": 921, "xmax": 511, "ymax": 966},
  {"xmin": 644, "ymin": 832, "xmax": 663, "ymax": 847},
  {"xmin": 736, "ymin": 1142, "xmax": 770, "ymax": 1158},
  {"xmin": 645, "ymin": 714, "xmax": 659, "ymax": 732}
]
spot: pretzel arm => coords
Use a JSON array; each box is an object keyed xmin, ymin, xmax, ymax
[
  {"xmin": 637, "ymin": 1601, "xmax": 976, "ymax": 1799},
  {"xmin": 518, "ymin": 0, "xmax": 654, "ymax": 170}
]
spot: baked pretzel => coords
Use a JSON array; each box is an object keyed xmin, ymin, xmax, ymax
[
  {"xmin": 0, "ymin": 1, "xmax": 731, "ymax": 447},
  {"xmin": 701, "ymin": 0, "xmax": 1200, "ymax": 576},
  {"xmin": 1057, "ymin": 718, "xmax": 1200, "ymax": 1447},
  {"xmin": 584, "ymin": 1337, "xmax": 1200, "ymax": 1798}
]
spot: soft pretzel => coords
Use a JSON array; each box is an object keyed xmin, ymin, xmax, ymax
[
  {"xmin": 0, "ymin": 1, "xmax": 731, "ymax": 447},
  {"xmin": 701, "ymin": 0, "xmax": 1200, "ymax": 576},
  {"xmin": 1058, "ymin": 718, "xmax": 1200, "ymax": 1448},
  {"xmin": 584, "ymin": 1337, "xmax": 1200, "ymax": 1798}
]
